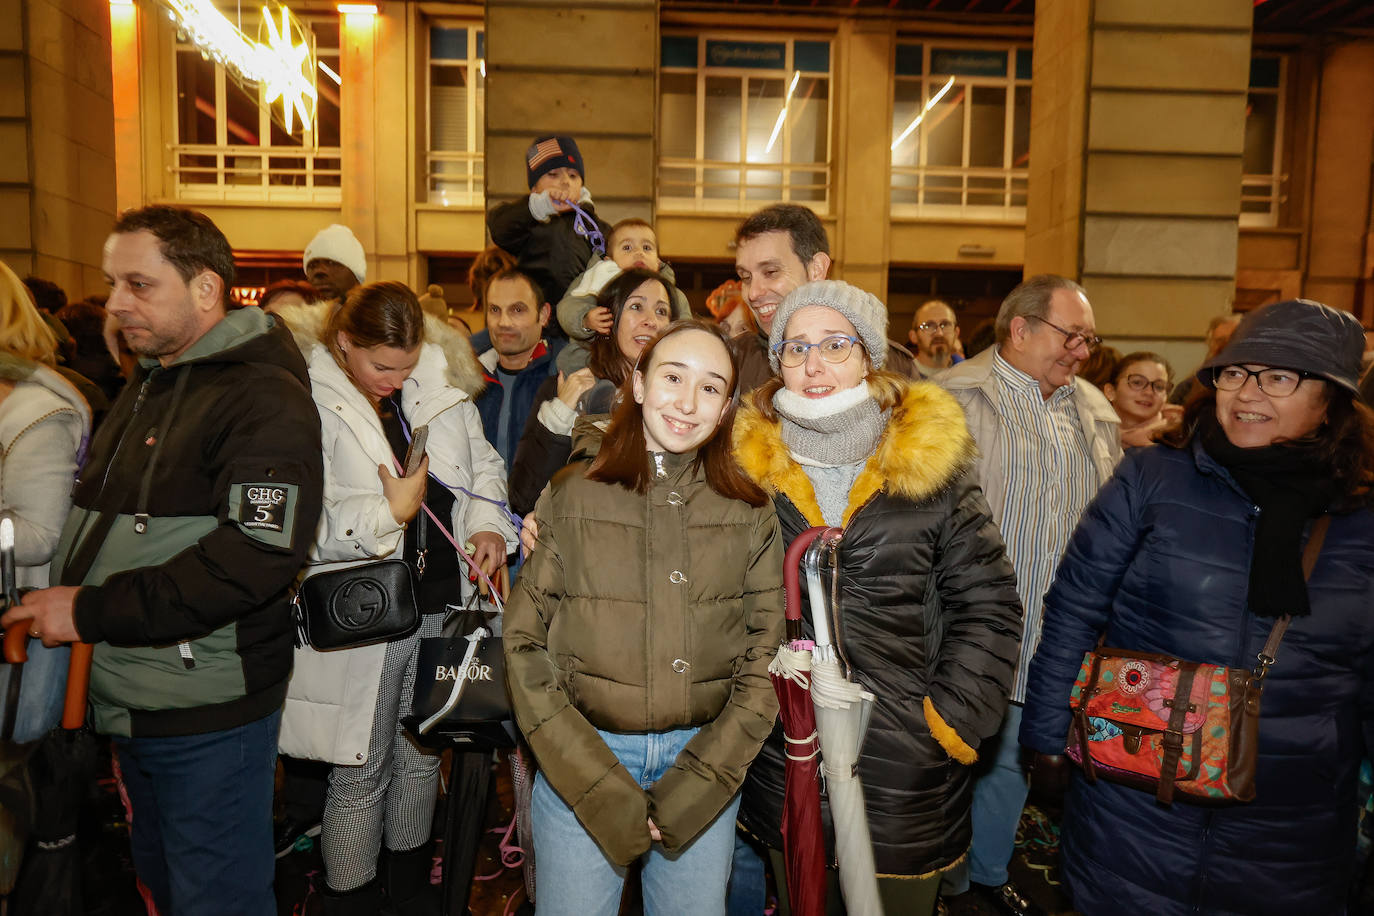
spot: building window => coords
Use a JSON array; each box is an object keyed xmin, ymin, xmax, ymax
[
  {"xmin": 172, "ymin": 15, "xmax": 341, "ymax": 202},
  {"xmin": 658, "ymin": 34, "xmax": 832, "ymax": 213},
  {"xmin": 427, "ymin": 23, "xmax": 485, "ymax": 207},
  {"xmin": 890, "ymin": 42, "xmax": 1030, "ymax": 221},
  {"xmin": 1241, "ymin": 55, "xmax": 1285, "ymax": 229}
]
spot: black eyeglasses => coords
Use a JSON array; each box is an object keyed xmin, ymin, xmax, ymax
[
  {"xmin": 916, "ymin": 320, "xmax": 955, "ymax": 333},
  {"xmin": 1121, "ymin": 374, "xmax": 1169, "ymax": 396},
  {"xmin": 1026, "ymin": 315, "xmax": 1103, "ymax": 353},
  {"xmin": 1212, "ymin": 365, "xmax": 1316, "ymax": 398}
]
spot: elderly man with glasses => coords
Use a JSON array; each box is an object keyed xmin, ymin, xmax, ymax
[{"xmin": 935, "ymin": 274, "xmax": 1123, "ymax": 916}]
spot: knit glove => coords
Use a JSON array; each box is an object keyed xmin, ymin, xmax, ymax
[{"xmin": 528, "ymin": 186, "xmax": 595, "ymax": 222}]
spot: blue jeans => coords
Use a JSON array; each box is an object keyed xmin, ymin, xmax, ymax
[
  {"xmin": 532, "ymin": 726, "xmax": 742, "ymax": 916},
  {"xmin": 0, "ymin": 644, "xmax": 69, "ymax": 743},
  {"xmin": 966, "ymin": 702, "xmax": 1028, "ymax": 888},
  {"xmin": 113, "ymin": 709, "xmax": 281, "ymax": 916}
]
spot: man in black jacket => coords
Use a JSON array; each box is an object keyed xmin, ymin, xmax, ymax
[{"xmin": 5, "ymin": 206, "xmax": 323, "ymax": 916}]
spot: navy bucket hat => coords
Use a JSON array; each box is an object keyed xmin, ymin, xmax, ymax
[{"xmin": 1198, "ymin": 299, "xmax": 1364, "ymax": 397}]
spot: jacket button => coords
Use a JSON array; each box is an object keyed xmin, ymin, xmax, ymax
[
  {"xmin": 345, "ymin": 529, "xmax": 354, "ymax": 536},
  {"xmin": 356, "ymin": 753, "xmax": 363, "ymax": 761},
  {"xmin": 672, "ymin": 658, "xmax": 690, "ymax": 674},
  {"xmin": 668, "ymin": 570, "xmax": 687, "ymax": 584},
  {"xmin": 667, "ymin": 491, "xmax": 685, "ymax": 506}
]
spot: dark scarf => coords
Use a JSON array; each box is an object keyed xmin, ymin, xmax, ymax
[{"xmin": 1200, "ymin": 416, "xmax": 1337, "ymax": 617}]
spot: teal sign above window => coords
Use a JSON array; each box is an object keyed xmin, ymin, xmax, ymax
[
  {"xmin": 431, "ymin": 27, "xmax": 467, "ymax": 62},
  {"xmin": 795, "ymin": 40, "xmax": 830, "ymax": 73},
  {"xmin": 706, "ymin": 39, "xmax": 786, "ymax": 70},
  {"xmin": 662, "ymin": 35, "xmax": 697, "ymax": 69},
  {"xmin": 896, "ymin": 43, "xmax": 923, "ymax": 77},
  {"xmin": 930, "ymin": 48, "xmax": 1008, "ymax": 78}
]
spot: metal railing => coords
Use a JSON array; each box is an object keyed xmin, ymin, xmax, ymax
[
  {"xmin": 657, "ymin": 156, "xmax": 830, "ymax": 212},
  {"xmin": 426, "ymin": 151, "xmax": 485, "ymax": 207},
  {"xmin": 890, "ymin": 164, "xmax": 1028, "ymax": 220},
  {"xmin": 170, "ymin": 144, "xmax": 342, "ymax": 202}
]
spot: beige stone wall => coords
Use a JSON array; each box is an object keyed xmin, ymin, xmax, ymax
[
  {"xmin": 1027, "ymin": 0, "xmax": 1252, "ymax": 344},
  {"xmin": 484, "ymin": 0, "xmax": 657, "ymax": 227},
  {"xmin": 0, "ymin": 0, "xmax": 116, "ymax": 296}
]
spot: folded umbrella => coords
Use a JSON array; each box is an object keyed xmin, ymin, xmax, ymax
[
  {"xmin": 804, "ymin": 532, "xmax": 882, "ymax": 916},
  {"xmin": 766, "ymin": 526, "xmax": 835, "ymax": 916}
]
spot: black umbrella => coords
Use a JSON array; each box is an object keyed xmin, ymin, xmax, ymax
[{"xmin": 2, "ymin": 514, "xmax": 98, "ymax": 915}]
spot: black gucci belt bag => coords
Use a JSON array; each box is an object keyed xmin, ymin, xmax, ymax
[{"xmin": 293, "ymin": 559, "xmax": 421, "ymax": 650}]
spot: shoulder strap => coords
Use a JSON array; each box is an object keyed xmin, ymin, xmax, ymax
[{"xmin": 1256, "ymin": 514, "xmax": 1332, "ymax": 672}]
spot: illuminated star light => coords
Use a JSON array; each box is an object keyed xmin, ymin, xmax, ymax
[{"xmin": 258, "ymin": 5, "xmax": 316, "ymax": 134}]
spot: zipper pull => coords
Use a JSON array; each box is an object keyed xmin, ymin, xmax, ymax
[
  {"xmin": 178, "ymin": 641, "xmax": 195, "ymax": 670},
  {"xmin": 653, "ymin": 453, "xmax": 666, "ymax": 478}
]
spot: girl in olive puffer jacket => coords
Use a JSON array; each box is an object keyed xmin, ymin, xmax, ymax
[{"xmin": 505, "ymin": 320, "xmax": 784, "ymax": 916}]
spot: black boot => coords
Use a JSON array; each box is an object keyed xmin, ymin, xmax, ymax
[
  {"xmin": 382, "ymin": 843, "xmax": 441, "ymax": 916},
  {"xmin": 321, "ymin": 877, "xmax": 386, "ymax": 916}
]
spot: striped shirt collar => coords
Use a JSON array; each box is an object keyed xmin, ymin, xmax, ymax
[{"xmin": 992, "ymin": 349, "xmax": 1077, "ymax": 403}]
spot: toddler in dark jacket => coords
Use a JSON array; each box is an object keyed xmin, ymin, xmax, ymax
[{"xmin": 486, "ymin": 135, "xmax": 612, "ymax": 313}]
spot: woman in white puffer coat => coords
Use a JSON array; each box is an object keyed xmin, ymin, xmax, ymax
[
  {"xmin": 278, "ymin": 282, "xmax": 514, "ymax": 915},
  {"xmin": 0, "ymin": 263, "xmax": 90, "ymax": 744}
]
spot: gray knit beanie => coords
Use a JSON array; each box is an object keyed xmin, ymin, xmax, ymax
[{"xmin": 768, "ymin": 280, "xmax": 889, "ymax": 371}]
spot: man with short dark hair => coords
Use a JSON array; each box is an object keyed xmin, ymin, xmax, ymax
[
  {"xmin": 3, "ymin": 205, "xmax": 323, "ymax": 916},
  {"xmin": 732, "ymin": 204, "xmax": 834, "ymax": 392},
  {"xmin": 937, "ymin": 274, "xmax": 1121, "ymax": 913},
  {"xmin": 474, "ymin": 268, "xmax": 560, "ymax": 468}
]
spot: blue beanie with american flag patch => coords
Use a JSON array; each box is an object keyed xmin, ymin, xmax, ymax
[{"xmin": 526, "ymin": 135, "xmax": 584, "ymax": 188}]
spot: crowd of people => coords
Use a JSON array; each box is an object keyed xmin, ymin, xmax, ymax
[{"xmin": 1, "ymin": 131, "xmax": 1373, "ymax": 916}]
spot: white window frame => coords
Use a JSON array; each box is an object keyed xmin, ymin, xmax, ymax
[
  {"xmin": 1240, "ymin": 54, "xmax": 1286, "ymax": 230},
  {"xmin": 658, "ymin": 32, "xmax": 833, "ymax": 215},
  {"xmin": 425, "ymin": 20, "xmax": 485, "ymax": 208},
  {"xmin": 890, "ymin": 39, "xmax": 1030, "ymax": 222},
  {"xmin": 169, "ymin": 16, "xmax": 341, "ymax": 203}
]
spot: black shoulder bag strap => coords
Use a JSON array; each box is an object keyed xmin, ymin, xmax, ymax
[{"xmin": 1253, "ymin": 514, "xmax": 1331, "ymax": 680}]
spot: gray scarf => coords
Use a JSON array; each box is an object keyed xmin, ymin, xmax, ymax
[{"xmin": 774, "ymin": 384, "xmax": 888, "ymax": 467}]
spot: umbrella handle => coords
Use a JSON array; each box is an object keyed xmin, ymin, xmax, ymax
[
  {"xmin": 62, "ymin": 642, "xmax": 93, "ymax": 730},
  {"xmin": 3, "ymin": 621, "xmax": 28, "ymax": 664},
  {"xmin": 784, "ymin": 528, "xmax": 831, "ymax": 638}
]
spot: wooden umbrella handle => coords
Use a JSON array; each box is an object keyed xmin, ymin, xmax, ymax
[
  {"xmin": 3, "ymin": 621, "xmax": 28, "ymax": 664},
  {"xmin": 63, "ymin": 642, "xmax": 93, "ymax": 729}
]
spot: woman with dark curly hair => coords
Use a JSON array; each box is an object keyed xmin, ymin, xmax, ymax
[{"xmin": 1021, "ymin": 299, "xmax": 1374, "ymax": 915}]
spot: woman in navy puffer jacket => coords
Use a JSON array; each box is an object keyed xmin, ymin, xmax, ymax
[{"xmin": 1021, "ymin": 299, "xmax": 1374, "ymax": 916}]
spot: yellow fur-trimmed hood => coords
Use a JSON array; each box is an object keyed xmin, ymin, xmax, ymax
[
  {"xmin": 733, "ymin": 380, "xmax": 977, "ymax": 527},
  {"xmin": 273, "ymin": 300, "xmax": 485, "ymax": 397}
]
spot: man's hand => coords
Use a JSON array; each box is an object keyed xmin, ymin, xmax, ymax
[
  {"xmin": 583, "ymin": 306, "xmax": 614, "ymax": 336},
  {"xmin": 2, "ymin": 587, "xmax": 83, "ymax": 647},
  {"xmin": 647, "ymin": 818, "xmax": 663, "ymax": 843},
  {"xmin": 519, "ymin": 513, "xmax": 539, "ymax": 559},
  {"xmin": 557, "ymin": 368, "xmax": 597, "ymax": 410},
  {"xmin": 467, "ymin": 530, "xmax": 507, "ymax": 579}
]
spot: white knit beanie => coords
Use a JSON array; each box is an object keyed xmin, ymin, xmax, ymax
[
  {"xmin": 768, "ymin": 280, "xmax": 889, "ymax": 371},
  {"xmin": 303, "ymin": 224, "xmax": 367, "ymax": 284}
]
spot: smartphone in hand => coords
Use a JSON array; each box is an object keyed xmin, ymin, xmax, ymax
[{"xmin": 403, "ymin": 425, "xmax": 429, "ymax": 477}]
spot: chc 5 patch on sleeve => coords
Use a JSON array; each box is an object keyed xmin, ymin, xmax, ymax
[{"xmin": 228, "ymin": 482, "xmax": 300, "ymax": 549}]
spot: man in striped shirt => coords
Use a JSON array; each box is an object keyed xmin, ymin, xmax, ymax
[{"xmin": 938, "ymin": 275, "xmax": 1123, "ymax": 914}]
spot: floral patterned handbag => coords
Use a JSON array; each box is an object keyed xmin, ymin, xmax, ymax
[{"xmin": 1065, "ymin": 516, "xmax": 1329, "ymax": 805}]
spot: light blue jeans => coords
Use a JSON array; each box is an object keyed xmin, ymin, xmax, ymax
[
  {"xmin": 532, "ymin": 726, "xmax": 742, "ymax": 916},
  {"xmin": 0, "ymin": 643, "xmax": 69, "ymax": 743},
  {"xmin": 966, "ymin": 702, "xmax": 1029, "ymax": 888}
]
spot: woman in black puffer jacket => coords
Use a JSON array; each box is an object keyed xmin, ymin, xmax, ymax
[{"xmin": 733, "ymin": 280, "xmax": 1022, "ymax": 914}]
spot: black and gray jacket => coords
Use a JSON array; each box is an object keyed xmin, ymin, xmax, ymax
[{"xmin": 56, "ymin": 308, "xmax": 323, "ymax": 737}]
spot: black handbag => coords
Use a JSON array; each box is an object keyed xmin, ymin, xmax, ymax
[
  {"xmin": 407, "ymin": 603, "xmax": 515, "ymax": 749},
  {"xmin": 293, "ymin": 559, "xmax": 420, "ymax": 650}
]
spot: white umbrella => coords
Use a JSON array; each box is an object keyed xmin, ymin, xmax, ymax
[{"xmin": 804, "ymin": 535, "xmax": 883, "ymax": 916}]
